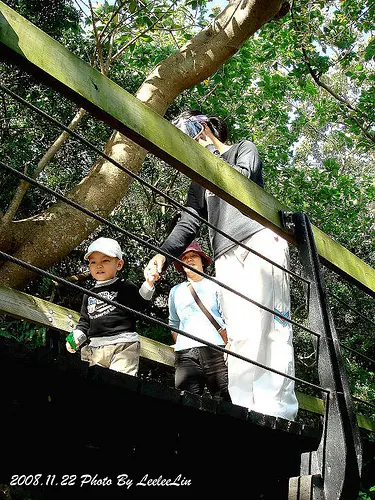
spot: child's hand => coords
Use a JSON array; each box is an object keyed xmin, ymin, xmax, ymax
[
  {"xmin": 146, "ymin": 275, "xmax": 159, "ymax": 287},
  {"xmin": 66, "ymin": 341, "xmax": 77, "ymax": 353},
  {"xmin": 65, "ymin": 330, "xmax": 86, "ymax": 353}
]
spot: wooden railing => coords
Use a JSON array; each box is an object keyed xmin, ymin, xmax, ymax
[
  {"xmin": 0, "ymin": 0, "xmax": 374, "ymax": 298},
  {"xmin": 1, "ymin": 3, "xmax": 375, "ymax": 498},
  {"xmin": 0, "ymin": 283, "xmax": 374, "ymax": 433}
]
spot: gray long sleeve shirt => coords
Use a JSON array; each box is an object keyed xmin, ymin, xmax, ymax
[{"xmin": 160, "ymin": 140, "xmax": 265, "ymax": 261}]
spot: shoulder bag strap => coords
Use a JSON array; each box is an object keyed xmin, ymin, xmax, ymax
[{"xmin": 186, "ymin": 282, "xmax": 222, "ymax": 332}]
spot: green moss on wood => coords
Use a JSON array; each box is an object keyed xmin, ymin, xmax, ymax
[{"xmin": 0, "ymin": 0, "xmax": 374, "ymax": 297}]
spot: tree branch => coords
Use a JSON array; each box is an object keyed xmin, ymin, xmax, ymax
[
  {"xmin": 0, "ymin": 108, "xmax": 87, "ymax": 233},
  {"xmin": 291, "ymin": 6, "xmax": 375, "ymax": 144},
  {"xmin": 88, "ymin": 0, "xmax": 106, "ymax": 74},
  {"xmin": 1, "ymin": 0, "xmax": 287, "ymax": 289},
  {"xmin": 110, "ymin": 3, "xmax": 176, "ymax": 65}
]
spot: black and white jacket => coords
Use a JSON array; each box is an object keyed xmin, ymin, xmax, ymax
[{"xmin": 75, "ymin": 277, "xmax": 154, "ymax": 346}]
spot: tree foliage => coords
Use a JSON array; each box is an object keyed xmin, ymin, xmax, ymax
[
  {"xmin": 0, "ymin": 0, "xmax": 374, "ymax": 434},
  {"xmin": 0, "ymin": 0, "xmax": 375, "ymax": 490}
]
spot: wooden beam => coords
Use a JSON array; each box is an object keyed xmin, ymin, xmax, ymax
[
  {"xmin": 0, "ymin": 285, "xmax": 174, "ymax": 368},
  {"xmin": 0, "ymin": 284, "xmax": 373, "ymax": 431},
  {"xmin": 296, "ymin": 391, "xmax": 325, "ymax": 416},
  {"xmin": 357, "ymin": 413, "xmax": 375, "ymax": 433},
  {"xmin": 0, "ymin": 2, "xmax": 374, "ymax": 296},
  {"xmin": 0, "ymin": 2, "xmax": 374, "ymax": 297},
  {"xmin": 296, "ymin": 392, "xmax": 375, "ymax": 433}
]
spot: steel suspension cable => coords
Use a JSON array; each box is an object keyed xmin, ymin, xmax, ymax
[
  {"xmin": 0, "ymin": 82, "xmax": 308, "ymax": 285},
  {"xmin": 0, "ymin": 249, "xmax": 326, "ymax": 394},
  {"xmin": 0, "ymin": 160, "xmax": 320, "ymax": 337},
  {"xmin": 329, "ymin": 290, "xmax": 375, "ymax": 329},
  {"xmin": 352, "ymin": 396, "xmax": 375, "ymax": 411},
  {"xmin": 327, "ymin": 291, "xmax": 375, "ymax": 366},
  {"xmin": 3, "ymin": 87, "xmax": 372, "ymax": 415},
  {"xmin": 340, "ymin": 344, "xmax": 375, "ymax": 367}
]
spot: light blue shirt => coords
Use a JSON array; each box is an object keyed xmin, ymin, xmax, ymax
[{"xmin": 168, "ymin": 277, "xmax": 226, "ymax": 351}]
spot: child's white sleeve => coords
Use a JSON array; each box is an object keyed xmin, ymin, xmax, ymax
[{"xmin": 139, "ymin": 281, "xmax": 155, "ymax": 300}]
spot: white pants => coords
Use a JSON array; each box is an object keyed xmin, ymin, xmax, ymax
[{"xmin": 215, "ymin": 229, "xmax": 298, "ymax": 420}]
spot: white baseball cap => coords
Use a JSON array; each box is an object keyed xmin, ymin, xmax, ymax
[{"xmin": 84, "ymin": 237, "xmax": 123, "ymax": 260}]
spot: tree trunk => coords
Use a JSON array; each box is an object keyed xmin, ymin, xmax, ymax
[{"xmin": 0, "ymin": 0, "xmax": 286, "ymax": 289}]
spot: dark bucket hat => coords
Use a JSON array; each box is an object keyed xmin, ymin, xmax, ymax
[{"xmin": 173, "ymin": 240, "xmax": 212, "ymax": 273}]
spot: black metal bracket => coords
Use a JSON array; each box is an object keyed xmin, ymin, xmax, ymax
[
  {"xmin": 279, "ymin": 210, "xmax": 295, "ymax": 233},
  {"xmin": 290, "ymin": 211, "xmax": 362, "ymax": 500}
]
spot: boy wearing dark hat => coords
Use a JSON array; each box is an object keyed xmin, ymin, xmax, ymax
[{"xmin": 169, "ymin": 240, "xmax": 230, "ymax": 401}]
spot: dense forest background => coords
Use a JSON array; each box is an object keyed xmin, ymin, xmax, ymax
[{"xmin": 0, "ymin": 0, "xmax": 374, "ymax": 496}]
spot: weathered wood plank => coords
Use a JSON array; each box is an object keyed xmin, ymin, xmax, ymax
[
  {"xmin": 0, "ymin": 284, "xmax": 79, "ymax": 331},
  {"xmin": 357, "ymin": 413, "xmax": 375, "ymax": 433},
  {"xmin": 0, "ymin": 285, "xmax": 174, "ymax": 367},
  {"xmin": 296, "ymin": 392, "xmax": 375, "ymax": 432},
  {"xmin": 139, "ymin": 335, "xmax": 174, "ymax": 368},
  {"xmin": 296, "ymin": 391, "xmax": 325, "ymax": 415},
  {"xmin": 0, "ymin": 1, "xmax": 374, "ymax": 296},
  {"xmin": 312, "ymin": 226, "xmax": 375, "ymax": 296},
  {"xmin": 1, "ymin": 284, "xmax": 373, "ymax": 431}
]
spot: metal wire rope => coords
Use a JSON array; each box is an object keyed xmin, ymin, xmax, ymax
[
  {"xmin": 341, "ymin": 344, "xmax": 375, "ymax": 367},
  {"xmin": 326, "ymin": 291, "xmax": 375, "ymax": 366},
  {"xmin": 4, "ymin": 84, "xmax": 372, "ymax": 410},
  {"xmin": 0, "ymin": 249, "xmax": 326, "ymax": 394},
  {"xmin": 329, "ymin": 290, "xmax": 375, "ymax": 329},
  {"xmin": 352, "ymin": 396, "xmax": 375, "ymax": 411},
  {"xmin": 0, "ymin": 159, "xmax": 320, "ymax": 337},
  {"xmin": 0, "ymin": 82, "xmax": 309, "ymax": 285},
  {"xmin": 6, "ymin": 82, "xmax": 372, "ymax": 404},
  {"xmin": 2, "ymin": 88, "xmax": 372, "ymax": 417}
]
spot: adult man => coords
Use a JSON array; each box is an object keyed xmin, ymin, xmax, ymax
[{"xmin": 145, "ymin": 110, "xmax": 298, "ymax": 420}]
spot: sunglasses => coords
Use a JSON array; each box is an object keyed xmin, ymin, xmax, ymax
[{"xmin": 183, "ymin": 119, "xmax": 204, "ymax": 139}]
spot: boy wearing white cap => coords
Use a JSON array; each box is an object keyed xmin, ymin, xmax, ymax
[{"xmin": 66, "ymin": 237, "xmax": 158, "ymax": 376}]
